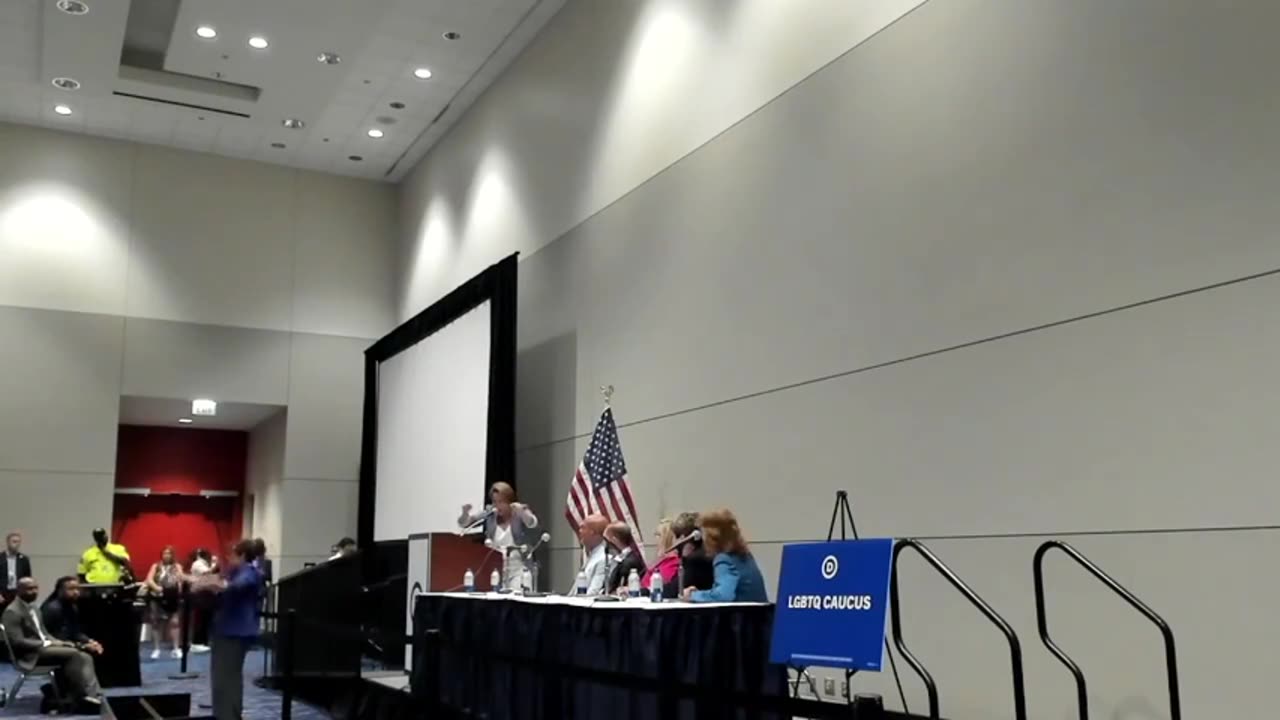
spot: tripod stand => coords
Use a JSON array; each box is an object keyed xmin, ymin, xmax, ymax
[{"xmin": 819, "ymin": 490, "xmax": 909, "ymax": 712}]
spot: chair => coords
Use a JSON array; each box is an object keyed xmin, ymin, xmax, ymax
[{"xmin": 0, "ymin": 623, "xmax": 63, "ymax": 709}]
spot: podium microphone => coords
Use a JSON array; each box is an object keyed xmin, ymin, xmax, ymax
[{"xmin": 458, "ymin": 505, "xmax": 496, "ymax": 534}]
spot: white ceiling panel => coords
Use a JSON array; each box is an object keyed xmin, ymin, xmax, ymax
[{"xmin": 0, "ymin": 0, "xmax": 565, "ymax": 181}]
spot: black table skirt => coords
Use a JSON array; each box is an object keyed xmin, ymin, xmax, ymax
[{"xmin": 412, "ymin": 595, "xmax": 788, "ymax": 720}]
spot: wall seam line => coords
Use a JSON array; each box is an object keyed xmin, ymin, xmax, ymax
[{"xmin": 517, "ymin": 264, "xmax": 1280, "ymax": 453}]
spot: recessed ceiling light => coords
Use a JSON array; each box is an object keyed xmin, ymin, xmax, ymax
[
  {"xmin": 56, "ymin": 0, "xmax": 89, "ymax": 15},
  {"xmin": 389, "ymin": 101, "xmax": 405, "ymax": 110},
  {"xmin": 317, "ymin": 51, "xmax": 341, "ymax": 65},
  {"xmin": 53, "ymin": 104, "xmax": 73, "ymax": 116},
  {"xmin": 366, "ymin": 128, "xmax": 384, "ymax": 139},
  {"xmin": 196, "ymin": 25, "xmax": 217, "ymax": 39},
  {"xmin": 178, "ymin": 418, "xmax": 194, "ymax": 425},
  {"xmin": 413, "ymin": 67, "xmax": 433, "ymax": 80},
  {"xmin": 270, "ymin": 142, "xmax": 286, "ymax": 149},
  {"xmin": 442, "ymin": 31, "xmax": 460, "ymax": 40},
  {"xmin": 248, "ymin": 36, "xmax": 269, "ymax": 50},
  {"xmin": 348, "ymin": 155, "xmax": 363, "ymax": 162},
  {"xmin": 282, "ymin": 118, "xmax": 305, "ymax": 129},
  {"xmin": 52, "ymin": 77, "xmax": 81, "ymax": 91}
]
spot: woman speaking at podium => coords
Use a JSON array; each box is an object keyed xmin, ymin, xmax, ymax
[
  {"xmin": 456, "ymin": 482, "xmax": 539, "ymax": 548},
  {"xmin": 457, "ymin": 482, "xmax": 540, "ymax": 587}
]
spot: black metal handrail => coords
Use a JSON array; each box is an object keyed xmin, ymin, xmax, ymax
[
  {"xmin": 1033, "ymin": 540, "xmax": 1181, "ymax": 720},
  {"xmin": 890, "ymin": 539, "xmax": 1028, "ymax": 720}
]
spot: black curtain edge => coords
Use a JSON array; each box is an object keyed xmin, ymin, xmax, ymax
[{"xmin": 357, "ymin": 253, "xmax": 519, "ymax": 548}]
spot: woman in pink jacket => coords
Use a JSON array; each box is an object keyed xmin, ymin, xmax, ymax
[{"xmin": 643, "ymin": 518, "xmax": 681, "ymax": 595}]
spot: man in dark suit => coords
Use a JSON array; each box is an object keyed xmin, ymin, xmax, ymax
[
  {"xmin": 603, "ymin": 523, "xmax": 648, "ymax": 595},
  {"xmin": 2, "ymin": 578, "xmax": 102, "ymax": 705},
  {"xmin": 3, "ymin": 532, "xmax": 32, "ymax": 606}
]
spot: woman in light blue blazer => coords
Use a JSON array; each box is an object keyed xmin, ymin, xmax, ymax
[{"xmin": 682, "ymin": 508, "xmax": 768, "ymax": 603}]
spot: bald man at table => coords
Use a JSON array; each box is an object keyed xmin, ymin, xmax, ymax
[{"xmin": 576, "ymin": 514, "xmax": 610, "ymax": 595}]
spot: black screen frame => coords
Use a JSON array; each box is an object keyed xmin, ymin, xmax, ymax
[{"xmin": 356, "ymin": 253, "xmax": 518, "ymax": 546}]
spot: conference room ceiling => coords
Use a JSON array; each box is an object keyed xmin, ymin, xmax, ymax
[{"xmin": 0, "ymin": 0, "xmax": 564, "ymax": 181}]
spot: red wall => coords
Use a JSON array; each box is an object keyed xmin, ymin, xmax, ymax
[{"xmin": 112, "ymin": 426, "xmax": 247, "ymax": 572}]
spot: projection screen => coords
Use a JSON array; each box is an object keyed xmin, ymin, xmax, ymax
[
  {"xmin": 373, "ymin": 302, "xmax": 490, "ymax": 540},
  {"xmin": 357, "ymin": 255, "xmax": 517, "ymax": 545}
]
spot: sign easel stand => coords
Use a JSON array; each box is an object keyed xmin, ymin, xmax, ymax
[{"xmin": 824, "ymin": 490, "xmax": 909, "ymax": 712}]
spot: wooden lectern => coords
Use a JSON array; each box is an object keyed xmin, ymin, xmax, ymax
[{"xmin": 404, "ymin": 531, "xmax": 503, "ymax": 669}]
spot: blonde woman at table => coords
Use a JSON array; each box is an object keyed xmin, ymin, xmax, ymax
[
  {"xmin": 643, "ymin": 518, "xmax": 681, "ymax": 596},
  {"xmin": 681, "ymin": 509, "xmax": 768, "ymax": 603}
]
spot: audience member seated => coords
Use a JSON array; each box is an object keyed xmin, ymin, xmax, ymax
[
  {"xmin": 682, "ymin": 509, "xmax": 769, "ymax": 603},
  {"xmin": 3, "ymin": 531, "xmax": 31, "ymax": 608},
  {"xmin": 456, "ymin": 482, "xmax": 540, "ymax": 550},
  {"xmin": 328, "ymin": 537, "xmax": 357, "ymax": 561},
  {"xmin": 40, "ymin": 576, "xmax": 103, "ymax": 657},
  {"xmin": 643, "ymin": 518, "xmax": 681, "ymax": 596},
  {"xmin": 143, "ymin": 545, "xmax": 184, "ymax": 659},
  {"xmin": 2, "ymin": 578, "xmax": 103, "ymax": 705},
  {"xmin": 672, "ymin": 512, "xmax": 714, "ymax": 597},
  {"xmin": 78, "ymin": 528, "xmax": 132, "ymax": 585},
  {"xmin": 604, "ymin": 522, "xmax": 647, "ymax": 595},
  {"xmin": 575, "ymin": 514, "xmax": 610, "ymax": 594}
]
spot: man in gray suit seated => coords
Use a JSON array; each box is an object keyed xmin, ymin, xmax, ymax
[{"xmin": 2, "ymin": 578, "xmax": 102, "ymax": 705}]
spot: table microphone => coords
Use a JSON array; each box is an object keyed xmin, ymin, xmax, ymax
[
  {"xmin": 521, "ymin": 532, "xmax": 552, "ymax": 557},
  {"xmin": 671, "ymin": 529, "xmax": 702, "ymax": 553}
]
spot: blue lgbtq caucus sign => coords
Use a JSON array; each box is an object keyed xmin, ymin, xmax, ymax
[{"xmin": 769, "ymin": 538, "xmax": 894, "ymax": 671}]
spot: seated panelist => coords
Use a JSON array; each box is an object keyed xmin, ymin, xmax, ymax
[
  {"xmin": 672, "ymin": 512, "xmax": 714, "ymax": 598},
  {"xmin": 604, "ymin": 523, "xmax": 647, "ymax": 595},
  {"xmin": 682, "ymin": 509, "xmax": 769, "ymax": 604},
  {"xmin": 457, "ymin": 482, "xmax": 539, "ymax": 550},
  {"xmin": 643, "ymin": 518, "xmax": 681, "ymax": 595}
]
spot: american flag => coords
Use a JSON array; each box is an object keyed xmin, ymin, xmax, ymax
[{"xmin": 564, "ymin": 408, "xmax": 642, "ymax": 543}]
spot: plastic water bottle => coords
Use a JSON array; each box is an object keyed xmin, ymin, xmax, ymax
[
  {"xmin": 649, "ymin": 572, "xmax": 664, "ymax": 603},
  {"xmin": 627, "ymin": 568, "xmax": 641, "ymax": 597},
  {"xmin": 463, "ymin": 568, "xmax": 475, "ymax": 593},
  {"xmin": 521, "ymin": 566, "xmax": 533, "ymax": 594},
  {"xmin": 489, "ymin": 568, "xmax": 501, "ymax": 592},
  {"xmin": 575, "ymin": 570, "xmax": 588, "ymax": 595}
]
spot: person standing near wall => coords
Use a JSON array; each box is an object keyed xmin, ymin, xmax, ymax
[
  {"xmin": 78, "ymin": 529, "xmax": 132, "ymax": 585},
  {"xmin": 142, "ymin": 546, "xmax": 184, "ymax": 659},
  {"xmin": 195, "ymin": 539, "xmax": 262, "ymax": 720},
  {"xmin": 3, "ymin": 532, "xmax": 31, "ymax": 607}
]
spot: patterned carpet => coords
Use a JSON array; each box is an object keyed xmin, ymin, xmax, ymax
[{"xmin": 0, "ymin": 648, "xmax": 327, "ymax": 719}]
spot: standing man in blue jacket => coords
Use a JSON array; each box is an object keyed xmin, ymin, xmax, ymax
[{"xmin": 196, "ymin": 539, "xmax": 262, "ymax": 720}]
